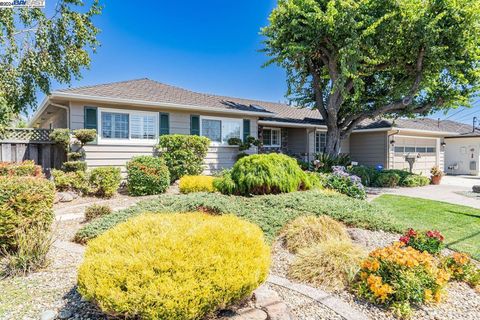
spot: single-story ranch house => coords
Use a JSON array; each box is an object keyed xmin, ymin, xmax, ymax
[{"xmin": 29, "ymin": 78, "xmax": 472, "ymax": 175}]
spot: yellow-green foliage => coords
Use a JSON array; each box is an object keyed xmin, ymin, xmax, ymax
[
  {"xmin": 289, "ymin": 240, "xmax": 367, "ymax": 291},
  {"xmin": 78, "ymin": 213, "xmax": 270, "ymax": 320},
  {"xmin": 179, "ymin": 175, "xmax": 216, "ymax": 193},
  {"xmin": 283, "ymin": 215, "xmax": 350, "ymax": 253}
]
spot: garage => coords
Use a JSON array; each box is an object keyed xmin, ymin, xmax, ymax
[{"xmin": 391, "ymin": 136, "xmax": 439, "ymax": 175}]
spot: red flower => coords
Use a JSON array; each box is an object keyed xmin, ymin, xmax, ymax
[
  {"xmin": 406, "ymin": 228, "xmax": 417, "ymax": 237},
  {"xmin": 426, "ymin": 230, "xmax": 444, "ymax": 242},
  {"xmin": 400, "ymin": 235, "xmax": 410, "ymax": 244}
]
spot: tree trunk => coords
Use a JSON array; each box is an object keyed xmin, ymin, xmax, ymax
[{"xmin": 325, "ymin": 123, "xmax": 342, "ymax": 156}]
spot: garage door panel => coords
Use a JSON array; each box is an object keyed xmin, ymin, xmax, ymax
[{"xmin": 392, "ymin": 137, "xmax": 437, "ymax": 175}]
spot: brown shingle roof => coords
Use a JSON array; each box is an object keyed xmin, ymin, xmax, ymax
[{"xmin": 56, "ymin": 78, "xmax": 470, "ymax": 134}]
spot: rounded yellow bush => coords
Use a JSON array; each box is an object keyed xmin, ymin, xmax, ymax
[
  {"xmin": 77, "ymin": 213, "xmax": 270, "ymax": 320},
  {"xmin": 288, "ymin": 240, "xmax": 367, "ymax": 291},
  {"xmin": 282, "ymin": 215, "xmax": 350, "ymax": 253},
  {"xmin": 179, "ymin": 175, "xmax": 216, "ymax": 193}
]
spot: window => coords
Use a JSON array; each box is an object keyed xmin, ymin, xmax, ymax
[
  {"xmin": 394, "ymin": 145, "xmax": 436, "ymax": 154},
  {"xmin": 315, "ymin": 132, "xmax": 327, "ymax": 153},
  {"xmin": 101, "ymin": 112, "xmax": 129, "ymax": 139},
  {"xmin": 200, "ymin": 116, "xmax": 242, "ymax": 144},
  {"xmin": 263, "ymin": 128, "xmax": 281, "ymax": 147},
  {"xmin": 99, "ymin": 109, "xmax": 158, "ymax": 143}
]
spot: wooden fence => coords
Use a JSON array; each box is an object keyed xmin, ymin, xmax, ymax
[{"xmin": 0, "ymin": 128, "xmax": 66, "ymax": 172}]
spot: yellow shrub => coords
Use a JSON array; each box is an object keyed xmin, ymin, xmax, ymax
[
  {"xmin": 289, "ymin": 240, "xmax": 367, "ymax": 291},
  {"xmin": 179, "ymin": 175, "xmax": 216, "ymax": 193},
  {"xmin": 77, "ymin": 213, "xmax": 270, "ymax": 320},
  {"xmin": 282, "ymin": 215, "xmax": 350, "ymax": 253}
]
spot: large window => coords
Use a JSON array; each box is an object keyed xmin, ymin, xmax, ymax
[
  {"xmin": 263, "ymin": 128, "xmax": 281, "ymax": 147},
  {"xmin": 200, "ymin": 116, "xmax": 242, "ymax": 144},
  {"xmin": 315, "ymin": 131, "xmax": 327, "ymax": 153},
  {"xmin": 99, "ymin": 109, "xmax": 158, "ymax": 143}
]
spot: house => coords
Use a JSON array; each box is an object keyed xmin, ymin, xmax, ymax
[
  {"xmin": 29, "ymin": 78, "xmax": 472, "ymax": 175},
  {"xmin": 444, "ymin": 132, "xmax": 480, "ymax": 175}
]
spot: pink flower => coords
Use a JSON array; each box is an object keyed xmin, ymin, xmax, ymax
[{"xmin": 400, "ymin": 235, "xmax": 410, "ymax": 244}]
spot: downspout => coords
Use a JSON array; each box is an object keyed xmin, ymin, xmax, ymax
[
  {"xmin": 50, "ymin": 103, "xmax": 70, "ymax": 129},
  {"xmin": 387, "ymin": 130, "xmax": 400, "ymax": 169}
]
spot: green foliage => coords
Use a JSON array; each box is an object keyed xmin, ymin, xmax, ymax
[
  {"xmin": 228, "ymin": 136, "xmax": 262, "ymax": 151},
  {"xmin": 348, "ymin": 166, "xmax": 379, "ymax": 187},
  {"xmin": 89, "ymin": 167, "xmax": 121, "ymax": 198},
  {"xmin": 374, "ymin": 172, "xmax": 400, "ymax": 188},
  {"xmin": 51, "ymin": 169, "xmax": 90, "ymax": 194},
  {"xmin": 0, "ymin": 176, "xmax": 55, "ymax": 252},
  {"xmin": 84, "ymin": 204, "xmax": 113, "ymax": 222},
  {"xmin": 74, "ymin": 190, "xmax": 399, "ymax": 244},
  {"xmin": 126, "ymin": 156, "xmax": 170, "ymax": 196},
  {"xmin": 0, "ymin": 1, "xmax": 102, "ymax": 128},
  {"xmin": 213, "ymin": 170, "xmax": 237, "ymax": 195},
  {"xmin": 67, "ymin": 151, "xmax": 85, "ymax": 161},
  {"xmin": 73, "ymin": 129, "xmax": 97, "ymax": 146},
  {"xmin": 262, "ymin": 0, "xmax": 480, "ymax": 154},
  {"xmin": 0, "ymin": 160, "xmax": 42, "ymax": 177},
  {"xmin": 157, "ymin": 135, "xmax": 210, "ymax": 181},
  {"xmin": 314, "ymin": 153, "xmax": 351, "ymax": 173},
  {"xmin": 179, "ymin": 176, "xmax": 216, "ymax": 194},
  {"xmin": 49, "ymin": 129, "xmax": 71, "ymax": 151},
  {"xmin": 402, "ymin": 174, "xmax": 430, "ymax": 187},
  {"xmin": 78, "ymin": 213, "xmax": 270, "ymax": 319},
  {"xmin": 320, "ymin": 167, "xmax": 366, "ymax": 199},
  {"xmin": 442, "ymin": 253, "xmax": 480, "ymax": 289},
  {"xmin": 215, "ymin": 154, "xmax": 313, "ymax": 195},
  {"xmin": 399, "ymin": 229, "xmax": 445, "ymax": 255},
  {"xmin": 62, "ymin": 161, "xmax": 87, "ymax": 172}
]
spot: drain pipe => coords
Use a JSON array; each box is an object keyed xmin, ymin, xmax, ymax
[{"xmin": 387, "ymin": 130, "xmax": 400, "ymax": 169}]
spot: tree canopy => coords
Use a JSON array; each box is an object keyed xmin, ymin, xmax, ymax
[
  {"xmin": 0, "ymin": 0, "xmax": 101, "ymax": 128},
  {"xmin": 262, "ymin": 0, "xmax": 480, "ymax": 154}
]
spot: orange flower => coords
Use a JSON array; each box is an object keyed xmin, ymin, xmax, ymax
[{"xmin": 453, "ymin": 253, "xmax": 470, "ymax": 265}]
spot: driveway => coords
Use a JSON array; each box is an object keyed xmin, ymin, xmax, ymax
[{"xmin": 370, "ymin": 175, "xmax": 480, "ymax": 209}]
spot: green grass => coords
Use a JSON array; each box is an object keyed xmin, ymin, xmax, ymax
[
  {"xmin": 373, "ymin": 195, "xmax": 480, "ymax": 259},
  {"xmin": 75, "ymin": 190, "xmax": 400, "ymax": 244}
]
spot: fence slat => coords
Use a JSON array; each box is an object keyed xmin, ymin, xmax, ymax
[
  {"xmin": 29, "ymin": 144, "xmax": 39, "ymax": 164},
  {"xmin": 1, "ymin": 144, "xmax": 12, "ymax": 162},
  {"xmin": 16, "ymin": 144, "xmax": 27, "ymax": 162}
]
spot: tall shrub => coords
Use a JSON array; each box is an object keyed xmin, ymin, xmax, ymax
[
  {"xmin": 0, "ymin": 176, "xmax": 55, "ymax": 251},
  {"xmin": 215, "ymin": 153, "xmax": 313, "ymax": 195},
  {"xmin": 89, "ymin": 167, "xmax": 121, "ymax": 198},
  {"xmin": 157, "ymin": 135, "xmax": 210, "ymax": 182},
  {"xmin": 126, "ymin": 156, "xmax": 170, "ymax": 196}
]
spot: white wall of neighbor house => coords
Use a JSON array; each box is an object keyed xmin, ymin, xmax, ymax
[
  {"xmin": 67, "ymin": 101, "xmax": 258, "ymax": 174},
  {"xmin": 444, "ymin": 137, "xmax": 480, "ymax": 175}
]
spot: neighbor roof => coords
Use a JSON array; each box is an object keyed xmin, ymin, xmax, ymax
[{"xmin": 52, "ymin": 78, "xmax": 470, "ymax": 134}]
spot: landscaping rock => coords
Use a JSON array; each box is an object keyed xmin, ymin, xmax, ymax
[
  {"xmin": 40, "ymin": 310, "xmax": 57, "ymax": 320},
  {"xmin": 472, "ymin": 185, "xmax": 480, "ymax": 193},
  {"xmin": 56, "ymin": 192, "xmax": 76, "ymax": 203},
  {"xmin": 58, "ymin": 309, "xmax": 73, "ymax": 319},
  {"xmin": 232, "ymin": 307, "xmax": 268, "ymax": 320},
  {"xmin": 254, "ymin": 285, "xmax": 292, "ymax": 320}
]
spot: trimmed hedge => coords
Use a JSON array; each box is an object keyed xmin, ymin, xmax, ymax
[
  {"xmin": 0, "ymin": 160, "xmax": 42, "ymax": 177},
  {"xmin": 179, "ymin": 175, "xmax": 215, "ymax": 194},
  {"xmin": 374, "ymin": 172, "xmax": 400, "ymax": 188},
  {"xmin": 51, "ymin": 169, "xmax": 90, "ymax": 194},
  {"xmin": 0, "ymin": 176, "xmax": 55, "ymax": 251},
  {"xmin": 127, "ymin": 156, "xmax": 170, "ymax": 196},
  {"xmin": 62, "ymin": 161, "xmax": 87, "ymax": 172},
  {"xmin": 158, "ymin": 135, "xmax": 210, "ymax": 182},
  {"xmin": 78, "ymin": 213, "xmax": 270, "ymax": 319},
  {"xmin": 74, "ymin": 190, "xmax": 400, "ymax": 244},
  {"xmin": 348, "ymin": 166, "xmax": 431, "ymax": 188},
  {"xmin": 214, "ymin": 154, "xmax": 315, "ymax": 195},
  {"xmin": 89, "ymin": 167, "xmax": 122, "ymax": 198}
]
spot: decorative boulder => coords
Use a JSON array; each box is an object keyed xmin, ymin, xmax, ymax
[{"xmin": 472, "ymin": 185, "xmax": 480, "ymax": 193}]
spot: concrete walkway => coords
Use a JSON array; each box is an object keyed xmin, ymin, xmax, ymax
[{"xmin": 370, "ymin": 175, "xmax": 480, "ymax": 209}]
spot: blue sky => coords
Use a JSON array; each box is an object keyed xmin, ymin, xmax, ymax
[{"xmin": 41, "ymin": 0, "xmax": 479, "ymax": 124}]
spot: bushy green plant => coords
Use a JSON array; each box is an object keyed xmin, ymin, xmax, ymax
[
  {"xmin": 442, "ymin": 253, "xmax": 480, "ymax": 290},
  {"xmin": 0, "ymin": 176, "xmax": 55, "ymax": 251},
  {"xmin": 73, "ymin": 129, "xmax": 97, "ymax": 145},
  {"xmin": 374, "ymin": 172, "xmax": 400, "ymax": 188},
  {"xmin": 215, "ymin": 153, "xmax": 313, "ymax": 195},
  {"xmin": 127, "ymin": 156, "xmax": 170, "ymax": 196},
  {"xmin": 89, "ymin": 167, "xmax": 121, "ymax": 198},
  {"xmin": 85, "ymin": 204, "xmax": 113, "ymax": 222},
  {"xmin": 67, "ymin": 151, "xmax": 85, "ymax": 161},
  {"xmin": 313, "ymin": 153, "xmax": 351, "ymax": 173},
  {"xmin": 402, "ymin": 174, "xmax": 430, "ymax": 187},
  {"xmin": 51, "ymin": 169, "xmax": 90, "ymax": 194},
  {"xmin": 49, "ymin": 128, "xmax": 71, "ymax": 150},
  {"xmin": 179, "ymin": 175, "xmax": 215, "ymax": 193},
  {"xmin": 62, "ymin": 161, "xmax": 87, "ymax": 172},
  {"xmin": 348, "ymin": 166, "xmax": 379, "ymax": 187},
  {"xmin": 78, "ymin": 213, "xmax": 270, "ymax": 320},
  {"xmin": 228, "ymin": 136, "xmax": 262, "ymax": 151},
  {"xmin": 0, "ymin": 160, "xmax": 42, "ymax": 177},
  {"xmin": 158, "ymin": 135, "xmax": 210, "ymax": 181},
  {"xmin": 320, "ymin": 167, "xmax": 366, "ymax": 199},
  {"xmin": 74, "ymin": 190, "xmax": 399, "ymax": 244}
]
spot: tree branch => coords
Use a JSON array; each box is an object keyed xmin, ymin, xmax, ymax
[{"xmin": 307, "ymin": 59, "xmax": 328, "ymax": 120}]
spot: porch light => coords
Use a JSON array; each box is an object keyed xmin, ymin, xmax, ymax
[
  {"xmin": 390, "ymin": 140, "xmax": 396, "ymax": 146},
  {"xmin": 441, "ymin": 142, "xmax": 446, "ymax": 148}
]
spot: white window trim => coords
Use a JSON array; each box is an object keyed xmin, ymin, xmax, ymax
[
  {"xmin": 199, "ymin": 115, "xmax": 243, "ymax": 146},
  {"xmin": 97, "ymin": 107, "xmax": 159, "ymax": 145},
  {"xmin": 262, "ymin": 127, "xmax": 282, "ymax": 148},
  {"xmin": 315, "ymin": 130, "xmax": 327, "ymax": 153}
]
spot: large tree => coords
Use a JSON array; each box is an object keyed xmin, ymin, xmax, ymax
[
  {"xmin": 0, "ymin": 0, "xmax": 101, "ymax": 128},
  {"xmin": 262, "ymin": 0, "xmax": 480, "ymax": 155}
]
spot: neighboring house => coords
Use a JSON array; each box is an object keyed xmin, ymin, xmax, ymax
[
  {"xmin": 29, "ymin": 79, "xmax": 472, "ymax": 175},
  {"xmin": 444, "ymin": 132, "xmax": 480, "ymax": 175}
]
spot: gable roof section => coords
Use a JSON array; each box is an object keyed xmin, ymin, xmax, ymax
[{"xmin": 356, "ymin": 118, "xmax": 472, "ymax": 134}]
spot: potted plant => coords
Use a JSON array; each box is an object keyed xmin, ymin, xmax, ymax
[{"xmin": 430, "ymin": 166, "xmax": 444, "ymax": 185}]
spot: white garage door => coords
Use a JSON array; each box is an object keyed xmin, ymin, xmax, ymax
[{"xmin": 392, "ymin": 137, "xmax": 438, "ymax": 175}]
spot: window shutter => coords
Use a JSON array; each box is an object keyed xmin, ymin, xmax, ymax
[
  {"xmin": 159, "ymin": 113, "xmax": 170, "ymax": 136},
  {"xmin": 84, "ymin": 107, "xmax": 98, "ymax": 130},
  {"xmin": 190, "ymin": 115, "xmax": 200, "ymax": 136},
  {"xmin": 243, "ymin": 119, "xmax": 251, "ymax": 141}
]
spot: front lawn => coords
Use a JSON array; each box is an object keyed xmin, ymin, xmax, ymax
[
  {"xmin": 373, "ymin": 195, "xmax": 480, "ymax": 259},
  {"xmin": 75, "ymin": 190, "xmax": 400, "ymax": 244}
]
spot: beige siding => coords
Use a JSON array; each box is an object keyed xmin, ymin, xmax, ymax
[
  {"xmin": 287, "ymin": 128, "xmax": 308, "ymax": 154},
  {"xmin": 350, "ymin": 132, "xmax": 388, "ymax": 167},
  {"xmin": 341, "ymin": 136, "xmax": 350, "ymax": 154},
  {"xmin": 68, "ymin": 101, "xmax": 258, "ymax": 173}
]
